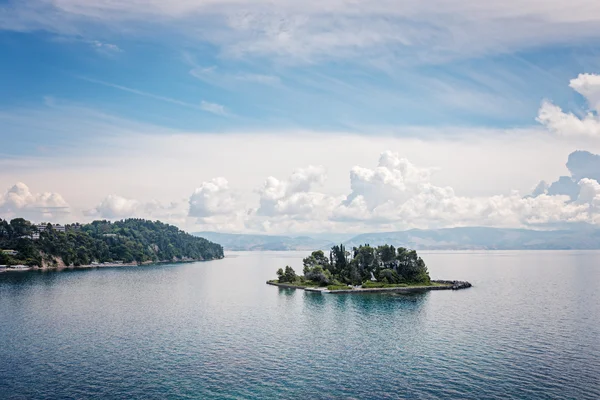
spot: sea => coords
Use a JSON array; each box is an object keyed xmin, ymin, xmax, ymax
[{"xmin": 0, "ymin": 251, "xmax": 599, "ymax": 399}]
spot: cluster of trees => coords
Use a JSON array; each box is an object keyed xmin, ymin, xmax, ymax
[
  {"xmin": 0, "ymin": 218, "xmax": 224, "ymax": 267},
  {"xmin": 278, "ymin": 244, "xmax": 430, "ymax": 286},
  {"xmin": 276, "ymin": 266, "xmax": 298, "ymax": 283}
]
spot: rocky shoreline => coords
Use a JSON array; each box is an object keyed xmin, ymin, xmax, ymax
[{"xmin": 267, "ymin": 280, "xmax": 472, "ymax": 294}]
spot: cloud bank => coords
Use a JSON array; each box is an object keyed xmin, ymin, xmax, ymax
[{"xmin": 5, "ymin": 148, "xmax": 600, "ymax": 233}]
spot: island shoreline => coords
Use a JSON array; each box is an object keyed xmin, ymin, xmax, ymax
[{"xmin": 267, "ymin": 279, "xmax": 472, "ymax": 293}]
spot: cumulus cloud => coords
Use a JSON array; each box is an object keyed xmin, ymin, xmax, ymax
[
  {"xmin": 531, "ymin": 150, "xmax": 600, "ymax": 201},
  {"xmin": 189, "ymin": 177, "xmax": 237, "ymax": 217},
  {"xmin": 85, "ymin": 195, "xmax": 188, "ymax": 225},
  {"xmin": 187, "ymin": 177, "xmax": 247, "ymax": 231},
  {"xmin": 8, "ymin": 151, "xmax": 600, "ymax": 233},
  {"xmin": 329, "ymin": 152, "xmax": 600, "ymax": 229},
  {"xmin": 566, "ymin": 150, "xmax": 600, "ymax": 182},
  {"xmin": 85, "ymin": 194, "xmax": 139, "ymax": 219},
  {"xmin": 256, "ymin": 166, "xmax": 333, "ymax": 218},
  {"xmin": 569, "ymin": 73, "xmax": 600, "ymax": 113},
  {"xmin": 537, "ymin": 101, "xmax": 600, "ymax": 137},
  {"xmin": 233, "ymin": 151, "xmax": 600, "ymax": 232},
  {"xmin": 187, "ymin": 150, "xmax": 600, "ymax": 232},
  {"xmin": 537, "ymin": 73, "xmax": 600, "ymax": 137},
  {"xmin": 0, "ymin": 182, "xmax": 70, "ymax": 220},
  {"xmin": 342, "ymin": 151, "xmax": 435, "ymax": 210}
]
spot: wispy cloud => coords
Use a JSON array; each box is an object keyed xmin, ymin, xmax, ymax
[
  {"xmin": 79, "ymin": 77, "xmax": 230, "ymax": 116},
  {"xmin": 189, "ymin": 64, "xmax": 281, "ymax": 89},
  {"xmin": 5, "ymin": 0, "xmax": 600, "ymax": 65},
  {"xmin": 89, "ymin": 40, "xmax": 122, "ymax": 54},
  {"xmin": 200, "ymin": 100, "xmax": 228, "ymax": 116}
]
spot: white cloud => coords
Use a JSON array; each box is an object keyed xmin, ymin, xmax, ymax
[
  {"xmin": 328, "ymin": 152, "xmax": 600, "ymax": 230},
  {"xmin": 256, "ymin": 166, "xmax": 332, "ymax": 217},
  {"xmin": 569, "ymin": 73, "xmax": 600, "ymax": 113},
  {"xmin": 0, "ymin": 182, "xmax": 70, "ymax": 221},
  {"xmin": 189, "ymin": 177, "xmax": 238, "ymax": 218},
  {"xmin": 7, "ymin": 149, "xmax": 600, "ymax": 233},
  {"xmin": 241, "ymin": 151, "xmax": 600, "ymax": 232},
  {"xmin": 84, "ymin": 195, "xmax": 188, "ymax": 225},
  {"xmin": 537, "ymin": 101, "xmax": 600, "ymax": 137},
  {"xmin": 188, "ymin": 178, "xmax": 247, "ymax": 231},
  {"xmin": 537, "ymin": 73, "xmax": 600, "ymax": 137},
  {"xmin": 85, "ymin": 194, "xmax": 139, "ymax": 219}
]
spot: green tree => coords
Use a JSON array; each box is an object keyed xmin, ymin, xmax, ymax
[
  {"xmin": 279, "ymin": 266, "xmax": 297, "ymax": 283},
  {"xmin": 302, "ymin": 250, "xmax": 330, "ymax": 274}
]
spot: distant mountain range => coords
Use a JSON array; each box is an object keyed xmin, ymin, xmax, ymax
[
  {"xmin": 193, "ymin": 232, "xmax": 335, "ymax": 251},
  {"xmin": 195, "ymin": 227, "xmax": 600, "ymax": 251}
]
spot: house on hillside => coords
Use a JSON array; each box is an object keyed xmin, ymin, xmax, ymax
[{"xmin": 32, "ymin": 223, "xmax": 66, "ymax": 239}]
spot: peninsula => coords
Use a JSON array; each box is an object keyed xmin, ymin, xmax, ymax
[
  {"xmin": 267, "ymin": 244, "xmax": 471, "ymax": 293},
  {"xmin": 0, "ymin": 218, "xmax": 223, "ymax": 271}
]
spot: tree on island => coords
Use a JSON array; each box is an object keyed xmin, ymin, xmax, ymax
[
  {"xmin": 277, "ymin": 266, "xmax": 298, "ymax": 283},
  {"xmin": 275, "ymin": 244, "xmax": 430, "ymax": 287}
]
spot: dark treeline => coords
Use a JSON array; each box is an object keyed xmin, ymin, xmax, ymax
[
  {"xmin": 0, "ymin": 218, "xmax": 223, "ymax": 267},
  {"xmin": 277, "ymin": 244, "xmax": 430, "ymax": 286}
]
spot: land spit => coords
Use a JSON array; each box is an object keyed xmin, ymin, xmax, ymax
[{"xmin": 267, "ymin": 280, "xmax": 472, "ymax": 294}]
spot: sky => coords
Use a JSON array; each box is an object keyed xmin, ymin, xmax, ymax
[{"xmin": 2, "ymin": 0, "xmax": 600, "ymax": 234}]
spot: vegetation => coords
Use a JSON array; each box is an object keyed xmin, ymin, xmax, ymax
[
  {"xmin": 327, "ymin": 284, "xmax": 352, "ymax": 291},
  {"xmin": 275, "ymin": 244, "xmax": 431, "ymax": 289},
  {"xmin": 0, "ymin": 218, "xmax": 224, "ymax": 267}
]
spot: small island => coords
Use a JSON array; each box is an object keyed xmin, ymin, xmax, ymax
[
  {"xmin": 267, "ymin": 244, "xmax": 471, "ymax": 293},
  {"xmin": 0, "ymin": 218, "xmax": 223, "ymax": 271}
]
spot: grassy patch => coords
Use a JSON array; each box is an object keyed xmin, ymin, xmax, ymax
[
  {"xmin": 327, "ymin": 284, "xmax": 352, "ymax": 291},
  {"xmin": 270, "ymin": 279, "xmax": 320, "ymax": 288},
  {"xmin": 429, "ymin": 281, "xmax": 448, "ymax": 287},
  {"xmin": 361, "ymin": 281, "xmax": 433, "ymax": 289}
]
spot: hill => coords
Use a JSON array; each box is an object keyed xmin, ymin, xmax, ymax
[
  {"xmin": 195, "ymin": 227, "xmax": 600, "ymax": 251},
  {"xmin": 342, "ymin": 227, "xmax": 600, "ymax": 250},
  {"xmin": 193, "ymin": 231, "xmax": 334, "ymax": 251},
  {"xmin": 0, "ymin": 218, "xmax": 224, "ymax": 267}
]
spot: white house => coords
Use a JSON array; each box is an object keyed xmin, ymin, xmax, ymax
[{"xmin": 32, "ymin": 223, "xmax": 66, "ymax": 239}]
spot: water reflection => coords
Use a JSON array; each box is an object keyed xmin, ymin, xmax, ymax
[
  {"xmin": 277, "ymin": 287, "xmax": 297, "ymax": 297},
  {"xmin": 330, "ymin": 291, "xmax": 429, "ymax": 315}
]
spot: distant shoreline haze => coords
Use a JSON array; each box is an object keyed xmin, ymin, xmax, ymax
[{"xmin": 195, "ymin": 227, "xmax": 600, "ymax": 251}]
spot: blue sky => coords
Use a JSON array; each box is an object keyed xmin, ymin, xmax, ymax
[{"xmin": 2, "ymin": 0, "xmax": 600, "ymax": 233}]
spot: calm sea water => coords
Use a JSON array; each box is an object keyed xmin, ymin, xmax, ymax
[{"xmin": 1, "ymin": 251, "xmax": 599, "ymax": 399}]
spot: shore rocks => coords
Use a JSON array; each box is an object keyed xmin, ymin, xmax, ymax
[{"xmin": 432, "ymin": 280, "xmax": 473, "ymax": 290}]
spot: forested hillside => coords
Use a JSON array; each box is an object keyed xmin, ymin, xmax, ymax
[{"xmin": 0, "ymin": 218, "xmax": 223, "ymax": 267}]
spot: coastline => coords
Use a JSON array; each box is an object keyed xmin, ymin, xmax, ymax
[
  {"xmin": 267, "ymin": 279, "xmax": 472, "ymax": 294},
  {"xmin": 0, "ymin": 257, "xmax": 223, "ymax": 273}
]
